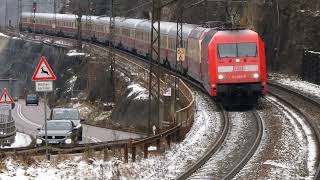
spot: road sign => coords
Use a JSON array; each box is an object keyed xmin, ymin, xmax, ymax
[
  {"xmin": 0, "ymin": 104, "xmax": 11, "ymax": 110},
  {"xmin": 32, "ymin": 56, "xmax": 57, "ymax": 81},
  {"xmin": 0, "ymin": 88, "xmax": 14, "ymax": 104},
  {"xmin": 177, "ymin": 48, "xmax": 185, "ymax": 62},
  {"xmin": 36, "ymin": 81, "xmax": 53, "ymax": 92}
]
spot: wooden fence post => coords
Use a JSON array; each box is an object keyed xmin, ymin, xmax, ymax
[
  {"xmin": 124, "ymin": 144, "xmax": 128, "ymax": 163},
  {"xmin": 144, "ymin": 144, "xmax": 148, "ymax": 159},
  {"xmin": 132, "ymin": 146, "xmax": 136, "ymax": 162},
  {"xmin": 166, "ymin": 135, "xmax": 171, "ymax": 148},
  {"xmin": 156, "ymin": 139, "xmax": 161, "ymax": 151}
]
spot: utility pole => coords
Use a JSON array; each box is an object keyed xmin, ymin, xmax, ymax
[
  {"xmin": 148, "ymin": 0, "xmax": 161, "ymax": 135},
  {"xmin": 174, "ymin": 0, "xmax": 183, "ymax": 125},
  {"xmin": 33, "ymin": 1, "xmax": 37, "ymax": 38},
  {"xmin": 109, "ymin": 0, "xmax": 116, "ymax": 103},
  {"xmin": 18, "ymin": 0, "xmax": 22, "ymax": 29},
  {"xmin": 76, "ymin": 0, "xmax": 82, "ymax": 50},
  {"xmin": 86, "ymin": 0, "xmax": 94, "ymax": 44},
  {"xmin": 5, "ymin": 0, "xmax": 8, "ymax": 30},
  {"xmin": 53, "ymin": 0, "xmax": 57, "ymax": 41},
  {"xmin": 204, "ymin": 0, "xmax": 208, "ymax": 26}
]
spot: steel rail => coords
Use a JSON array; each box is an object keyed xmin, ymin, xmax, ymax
[
  {"xmin": 268, "ymin": 83, "xmax": 320, "ymax": 180},
  {"xmin": 177, "ymin": 104, "xmax": 229, "ymax": 180},
  {"xmin": 268, "ymin": 81, "xmax": 320, "ymax": 108},
  {"xmin": 223, "ymin": 109, "xmax": 263, "ymax": 179}
]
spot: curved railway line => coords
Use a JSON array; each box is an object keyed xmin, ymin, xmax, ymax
[
  {"xmin": 1, "ymin": 31, "xmax": 320, "ymax": 179},
  {"xmin": 268, "ymin": 82, "xmax": 320, "ymax": 179},
  {"xmin": 177, "ymin": 108, "xmax": 263, "ymax": 180}
]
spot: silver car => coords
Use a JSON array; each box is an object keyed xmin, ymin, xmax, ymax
[
  {"xmin": 50, "ymin": 108, "xmax": 84, "ymax": 141},
  {"xmin": 36, "ymin": 120, "xmax": 79, "ymax": 146}
]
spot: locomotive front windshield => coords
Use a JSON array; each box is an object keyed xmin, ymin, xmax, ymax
[{"xmin": 218, "ymin": 43, "xmax": 257, "ymax": 58}]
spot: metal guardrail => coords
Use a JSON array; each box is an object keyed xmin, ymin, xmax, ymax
[
  {"xmin": 302, "ymin": 50, "xmax": 320, "ymax": 85},
  {"xmin": 0, "ymin": 114, "xmax": 16, "ymax": 146}
]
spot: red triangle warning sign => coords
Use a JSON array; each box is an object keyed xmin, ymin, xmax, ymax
[
  {"xmin": 32, "ymin": 56, "xmax": 57, "ymax": 81},
  {"xmin": 0, "ymin": 88, "xmax": 14, "ymax": 104}
]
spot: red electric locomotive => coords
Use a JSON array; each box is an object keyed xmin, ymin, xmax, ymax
[{"xmin": 201, "ymin": 29, "xmax": 267, "ymax": 105}]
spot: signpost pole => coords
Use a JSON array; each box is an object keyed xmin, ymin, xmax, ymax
[
  {"xmin": 44, "ymin": 92, "xmax": 49, "ymax": 160},
  {"xmin": 9, "ymin": 78, "xmax": 12, "ymax": 125},
  {"xmin": 32, "ymin": 56, "xmax": 56, "ymax": 161}
]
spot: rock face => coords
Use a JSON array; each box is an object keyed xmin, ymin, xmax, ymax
[
  {"xmin": 111, "ymin": 83, "xmax": 160, "ymax": 133},
  {"xmin": 243, "ymin": 0, "xmax": 320, "ymax": 74}
]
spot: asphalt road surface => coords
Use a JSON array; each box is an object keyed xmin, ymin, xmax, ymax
[{"xmin": 13, "ymin": 99, "xmax": 143, "ymax": 143}]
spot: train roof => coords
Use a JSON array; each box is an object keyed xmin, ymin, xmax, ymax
[
  {"xmin": 121, "ymin": 19, "xmax": 147, "ymax": 29},
  {"xmin": 136, "ymin": 20, "xmax": 152, "ymax": 31},
  {"xmin": 168, "ymin": 23, "xmax": 198, "ymax": 38},
  {"xmin": 22, "ymin": 12, "xmax": 77, "ymax": 22},
  {"xmin": 189, "ymin": 27, "xmax": 208, "ymax": 39},
  {"xmin": 215, "ymin": 29, "xmax": 258, "ymax": 37},
  {"xmin": 212, "ymin": 29, "xmax": 259, "ymax": 43}
]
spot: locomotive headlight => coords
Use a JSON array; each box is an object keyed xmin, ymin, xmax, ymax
[
  {"xmin": 253, "ymin": 73, "xmax": 259, "ymax": 78},
  {"xmin": 218, "ymin": 74, "xmax": 224, "ymax": 80}
]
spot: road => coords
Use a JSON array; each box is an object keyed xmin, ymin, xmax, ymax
[{"xmin": 13, "ymin": 99, "xmax": 143, "ymax": 143}]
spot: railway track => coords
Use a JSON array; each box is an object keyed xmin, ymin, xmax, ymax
[
  {"xmin": 268, "ymin": 82, "xmax": 320, "ymax": 179},
  {"xmin": 177, "ymin": 107, "xmax": 263, "ymax": 180}
]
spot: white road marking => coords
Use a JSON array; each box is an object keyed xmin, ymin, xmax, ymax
[
  {"xmin": 17, "ymin": 103, "xmax": 41, "ymax": 128},
  {"xmin": 87, "ymin": 136, "xmax": 102, "ymax": 143}
]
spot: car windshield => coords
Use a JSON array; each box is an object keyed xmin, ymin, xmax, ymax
[
  {"xmin": 27, "ymin": 95, "xmax": 37, "ymax": 100},
  {"xmin": 45, "ymin": 121, "xmax": 72, "ymax": 130},
  {"xmin": 218, "ymin": 43, "xmax": 257, "ymax": 58},
  {"xmin": 52, "ymin": 109, "xmax": 80, "ymax": 120}
]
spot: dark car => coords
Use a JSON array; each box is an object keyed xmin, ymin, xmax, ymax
[
  {"xmin": 50, "ymin": 108, "xmax": 84, "ymax": 141},
  {"xmin": 36, "ymin": 120, "xmax": 79, "ymax": 146},
  {"xmin": 26, "ymin": 94, "xmax": 39, "ymax": 106}
]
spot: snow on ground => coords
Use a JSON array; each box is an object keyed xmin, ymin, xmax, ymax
[
  {"xmin": 125, "ymin": 92, "xmax": 222, "ymax": 179},
  {"xmin": 67, "ymin": 49, "xmax": 90, "ymax": 57},
  {"xmin": 234, "ymin": 96, "xmax": 318, "ymax": 179},
  {"xmin": 127, "ymin": 84, "xmax": 149, "ymax": 100},
  {"xmin": 0, "ymin": 157, "xmax": 122, "ymax": 180},
  {"xmin": 0, "ymin": 32, "xmax": 9, "ymax": 38},
  {"xmin": 270, "ymin": 73, "xmax": 320, "ymax": 99},
  {"xmin": 54, "ymin": 40, "xmax": 73, "ymax": 47},
  {"xmin": 266, "ymin": 96, "xmax": 318, "ymax": 176},
  {"xmin": 66, "ymin": 75, "xmax": 77, "ymax": 93},
  {"xmin": 298, "ymin": 9, "xmax": 320, "ymax": 17},
  {"xmin": 2, "ymin": 132, "xmax": 32, "ymax": 149},
  {"xmin": 72, "ymin": 102, "xmax": 94, "ymax": 119}
]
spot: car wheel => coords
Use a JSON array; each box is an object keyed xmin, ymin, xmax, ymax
[
  {"xmin": 25, "ymin": 103, "xmax": 28, "ymax": 106},
  {"xmin": 36, "ymin": 103, "xmax": 39, "ymax": 106}
]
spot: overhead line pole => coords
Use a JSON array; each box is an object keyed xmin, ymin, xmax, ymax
[
  {"xmin": 5, "ymin": 0, "xmax": 8, "ymax": 30},
  {"xmin": 148, "ymin": 0, "xmax": 161, "ymax": 135},
  {"xmin": 109, "ymin": 0, "xmax": 116, "ymax": 103},
  {"xmin": 174, "ymin": 0, "xmax": 183, "ymax": 125},
  {"xmin": 18, "ymin": 0, "xmax": 22, "ymax": 29},
  {"xmin": 76, "ymin": 0, "xmax": 82, "ymax": 50}
]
